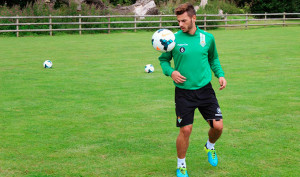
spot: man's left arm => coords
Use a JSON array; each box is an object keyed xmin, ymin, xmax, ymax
[{"xmin": 208, "ymin": 35, "xmax": 227, "ymax": 90}]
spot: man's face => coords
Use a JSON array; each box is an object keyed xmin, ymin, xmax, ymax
[{"xmin": 177, "ymin": 12, "xmax": 195, "ymax": 33}]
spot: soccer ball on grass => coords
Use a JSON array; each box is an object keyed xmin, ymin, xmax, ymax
[
  {"xmin": 145, "ymin": 64, "xmax": 154, "ymax": 73},
  {"xmin": 151, "ymin": 29, "xmax": 176, "ymax": 53},
  {"xmin": 43, "ymin": 60, "xmax": 53, "ymax": 68}
]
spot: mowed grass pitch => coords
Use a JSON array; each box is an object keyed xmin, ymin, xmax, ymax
[{"xmin": 0, "ymin": 26, "xmax": 299, "ymax": 176}]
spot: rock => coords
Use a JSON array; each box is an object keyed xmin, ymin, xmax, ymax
[
  {"xmin": 200, "ymin": 0, "xmax": 207, "ymax": 8},
  {"xmin": 145, "ymin": 7, "xmax": 159, "ymax": 15},
  {"xmin": 134, "ymin": 0, "xmax": 156, "ymax": 16},
  {"xmin": 49, "ymin": 0, "xmax": 156, "ymax": 15},
  {"xmin": 114, "ymin": 0, "xmax": 158, "ymax": 16}
]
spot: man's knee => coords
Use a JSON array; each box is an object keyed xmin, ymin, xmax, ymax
[
  {"xmin": 209, "ymin": 119, "xmax": 223, "ymax": 131},
  {"xmin": 180, "ymin": 125, "xmax": 193, "ymax": 137}
]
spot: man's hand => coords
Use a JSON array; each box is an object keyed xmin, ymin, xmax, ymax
[
  {"xmin": 219, "ymin": 77, "xmax": 227, "ymax": 90},
  {"xmin": 171, "ymin": 71, "xmax": 186, "ymax": 84}
]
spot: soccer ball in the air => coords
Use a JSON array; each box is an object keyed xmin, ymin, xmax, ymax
[
  {"xmin": 145, "ymin": 64, "xmax": 154, "ymax": 73},
  {"xmin": 43, "ymin": 60, "xmax": 53, "ymax": 68},
  {"xmin": 152, "ymin": 29, "xmax": 176, "ymax": 53}
]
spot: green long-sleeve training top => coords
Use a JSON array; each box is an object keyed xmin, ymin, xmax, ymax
[{"xmin": 158, "ymin": 27, "xmax": 225, "ymax": 90}]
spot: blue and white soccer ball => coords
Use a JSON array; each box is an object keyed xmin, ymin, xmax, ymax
[
  {"xmin": 152, "ymin": 29, "xmax": 176, "ymax": 53},
  {"xmin": 145, "ymin": 64, "xmax": 154, "ymax": 73},
  {"xmin": 43, "ymin": 60, "xmax": 53, "ymax": 68}
]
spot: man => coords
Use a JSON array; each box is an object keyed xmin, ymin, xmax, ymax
[{"xmin": 158, "ymin": 3, "xmax": 227, "ymax": 177}]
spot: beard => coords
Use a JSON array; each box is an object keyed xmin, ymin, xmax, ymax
[{"xmin": 182, "ymin": 19, "xmax": 194, "ymax": 33}]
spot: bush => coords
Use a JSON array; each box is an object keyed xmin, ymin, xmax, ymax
[
  {"xmin": 249, "ymin": 0, "xmax": 300, "ymax": 18},
  {"xmin": 0, "ymin": 0, "xmax": 110, "ymax": 36}
]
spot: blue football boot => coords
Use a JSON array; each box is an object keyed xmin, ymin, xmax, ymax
[
  {"xmin": 204, "ymin": 144, "xmax": 218, "ymax": 167},
  {"xmin": 176, "ymin": 167, "xmax": 189, "ymax": 177}
]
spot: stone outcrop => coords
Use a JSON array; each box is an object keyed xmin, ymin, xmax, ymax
[
  {"xmin": 45, "ymin": 0, "xmax": 157, "ymax": 15},
  {"xmin": 134, "ymin": 0, "xmax": 158, "ymax": 16},
  {"xmin": 115, "ymin": 0, "xmax": 158, "ymax": 16}
]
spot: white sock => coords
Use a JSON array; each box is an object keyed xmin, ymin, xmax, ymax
[
  {"xmin": 206, "ymin": 139, "xmax": 215, "ymax": 150},
  {"xmin": 177, "ymin": 157, "xmax": 186, "ymax": 168}
]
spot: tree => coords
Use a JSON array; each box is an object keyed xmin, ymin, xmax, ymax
[
  {"xmin": 0, "ymin": 0, "xmax": 35, "ymax": 8},
  {"xmin": 232, "ymin": 0, "xmax": 300, "ymax": 13},
  {"xmin": 250, "ymin": 0, "xmax": 300, "ymax": 13}
]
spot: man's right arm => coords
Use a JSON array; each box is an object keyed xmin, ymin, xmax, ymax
[
  {"xmin": 158, "ymin": 52, "xmax": 175, "ymax": 77},
  {"xmin": 158, "ymin": 52, "xmax": 186, "ymax": 83}
]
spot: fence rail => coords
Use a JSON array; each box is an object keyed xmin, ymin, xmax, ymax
[{"xmin": 0, "ymin": 12, "xmax": 299, "ymax": 37}]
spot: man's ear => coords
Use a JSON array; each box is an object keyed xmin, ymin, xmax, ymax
[{"xmin": 192, "ymin": 15, "xmax": 196, "ymax": 23}]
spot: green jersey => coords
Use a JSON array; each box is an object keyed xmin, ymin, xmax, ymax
[{"xmin": 158, "ymin": 27, "xmax": 225, "ymax": 90}]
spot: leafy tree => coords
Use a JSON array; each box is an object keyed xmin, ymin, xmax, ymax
[
  {"xmin": 253, "ymin": 0, "xmax": 299, "ymax": 13},
  {"xmin": 0, "ymin": 0, "xmax": 35, "ymax": 8},
  {"xmin": 232, "ymin": 0, "xmax": 300, "ymax": 13}
]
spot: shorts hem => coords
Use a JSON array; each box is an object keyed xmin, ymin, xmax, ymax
[
  {"xmin": 177, "ymin": 123, "xmax": 193, "ymax": 128},
  {"xmin": 206, "ymin": 118, "xmax": 223, "ymax": 121}
]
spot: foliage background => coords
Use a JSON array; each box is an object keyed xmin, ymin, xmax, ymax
[
  {"xmin": 234, "ymin": 0, "xmax": 300, "ymax": 14},
  {"xmin": 0, "ymin": 0, "xmax": 299, "ymax": 35},
  {"xmin": 1, "ymin": 0, "xmax": 299, "ymax": 14}
]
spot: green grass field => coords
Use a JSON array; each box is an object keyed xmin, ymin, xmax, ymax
[{"xmin": 0, "ymin": 26, "xmax": 299, "ymax": 176}]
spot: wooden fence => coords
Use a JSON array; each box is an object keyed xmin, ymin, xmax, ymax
[{"xmin": 0, "ymin": 12, "xmax": 299, "ymax": 37}]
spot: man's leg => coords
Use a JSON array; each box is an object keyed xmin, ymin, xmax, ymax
[
  {"xmin": 208, "ymin": 119, "xmax": 223, "ymax": 143},
  {"xmin": 204, "ymin": 119, "xmax": 223, "ymax": 167},
  {"xmin": 175, "ymin": 87, "xmax": 195, "ymax": 176},
  {"xmin": 177, "ymin": 124, "xmax": 193, "ymax": 159},
  {"xmin": 176, "ymin": 124, "xmax": 192, "ymax": 177}
]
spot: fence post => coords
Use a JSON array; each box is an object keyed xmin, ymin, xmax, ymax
[
  {"xmin": 204, "ymin": 13, "xmax": 207, "ymax": 30},
  {"xmin": 134, "ymin": 15, "xmax": 137, "ymax": 32},
  {"xmin": 264, "ymin": 12, "xmax": 267, "ymax": 27},
  {"xmin": 225, "ymin": 13, "xmax": 227, "ymax": 30},
  {"xmin": 245, "ymin": 13, "xmax": 248, "ymax": 29},
  {"xmin": 107, "ymin": 14, "xmax": 110, "ymax": 34},
  {"xmin": 16, "ymin": 15, "xmax": 19, "ymax": 37},
  {"xmin": 283, "ymin": 12, "xmax": 286, "ymax": 27},
  {"xmin": 79, "ymin": 14, "xmax": 82, "ymax": 35},
  {"xmin": 159, "ymin": 15, "xmax": 162, "ymax": 28},
  {"xmin": 49, "ymin": 15, "xmax": 52, "ymax": 36}
]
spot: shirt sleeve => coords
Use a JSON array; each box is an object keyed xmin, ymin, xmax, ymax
[
  {"xmin": 208, "ymin": 35, "xmax": 225, "ymax": 78},
  {"xmin": 158, "ymin": 51, "xmax": 175, "ymax": 77}
]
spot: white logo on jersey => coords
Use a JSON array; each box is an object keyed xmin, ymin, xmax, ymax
[
  {"xmin": 179, "ymin": 47, "xmax": 185, "ymax": 53},
  {"xmin": 177, "ymin": 43, "xmax": 188, "ymax": 46},
  {"xmin": 200, "ymin": 33, "xmax": 206, "ymax": 47}
]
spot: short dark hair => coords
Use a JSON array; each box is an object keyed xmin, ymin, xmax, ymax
[{"xmin": 174, "ymin": 3, "xmax": 196, "ymax": 17}]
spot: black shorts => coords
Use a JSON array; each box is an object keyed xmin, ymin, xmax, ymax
[{"xmin": 175, "ymin": 82, "xmax": 223, "ymax": 127}]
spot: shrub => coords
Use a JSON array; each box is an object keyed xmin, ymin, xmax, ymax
[{"xmin": 0, "ymin": 0, "xmax": 110, "ymax": 36}]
